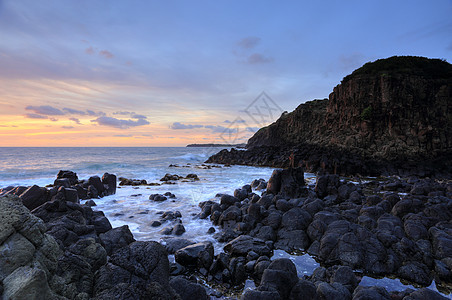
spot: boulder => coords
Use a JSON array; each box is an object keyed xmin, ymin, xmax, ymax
[
  {"xmin": 88, "ymin": 176, "xmax": 105, "ymax": 195},
  {"xmin": 99, "ymin": 225, "xmax": 135, "ymax": 256},
  {"xmin": 170, "ymin": 276, "xmax": 208, "ymax": 300},
  {"xmin": 288, "ymin": 279, "xmax": 318, "ymax": 300},
  {"xmin": 56, "ymin": 170, "xmax": 79, "ymax": 185},
  {"xmin": 102, "ymin": 173, "xmax": 117, "ymax": 196},
  {"xmin": 20, "ymin": 185, "xmax": 49, "ymax": 210},
  {"xmin": 267, "ymin": 168, "xmax": 305, "ymax": 198},
  {"xmin": 352, "ymin": 286, "xmax": 390, "ymax": 300},
  {"xmin": 224, "ymin": 235, "xmax": 272, "ymax": 257},
  {"xmin": 174, "ymin": 242, "xmax": 214, "ymax": 269},
  {"xmin": 259, "ymin": 258, "xmax": 299, "ymax": 299}
]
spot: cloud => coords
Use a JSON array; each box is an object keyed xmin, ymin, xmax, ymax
[
  {"xmin": 49, "ymin": 117, "xmax": 58, "ymax": 122},
  {"xmin": 84, "ymin": 110, "xmax": 105, "ymax": 116},
  {"xmin": 69, "ymin": 117, "xmax": 81, "ymax": 124},
  {"xmin": 63, "ymin": 107, "xmax": 87, "ymax": 115},
  {"xmin": 85, "ymin": 46, "xmax": 95, "ymax": 55},
  {"xmin": 99, "ymin": 50, "xmax": 114, "ymax": 59},
  {"xmin": 247, "ymin": 53, "xmax": 274, "ymax": 64},
  {"xmin": 204, "ymin": 125, "xmax": 237, "ymax": 134},
  {"xmin": 114, "ymin": 134, "xmax": 133, "ymax": 137},
  {"xmin": 170, "ymin": 122, "xmax": 204, "ymax": 130},
  {"xmin": 131, "ymin": 114, "xmax": 147, "ymax": 119},
  {"xmin": 237, "ymin": 36, "xmax": 261, "ymax": 49},
  {"xmin": 113, "ymin": 111, "xmax": 147, "ymax": 119},
  {"xmin": 113, "ymin": 111, "xmax": 133, "ymax": 115},
  {"xmin": 91, "ymin": 116, "xmax": 150, "ymax": 129},
  {"xmin": 25, "ymin": 113, "xmax": 48, "ymax": 119},
  {"xmin": 62, "ymin": 126, "xmax": 74, "ymax": 129},
  {"xmin": 26, "ymin": 105, "xmax": 65, "ymax": 115}
]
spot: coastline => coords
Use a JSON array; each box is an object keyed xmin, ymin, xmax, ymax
[{"xmin": 1, "ymin": 169, "xmax": 451, "ymax": 299}]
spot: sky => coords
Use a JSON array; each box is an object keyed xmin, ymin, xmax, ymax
[{"xmin": 0, "ymin": 0, "xmax": 451, "ymax": 147}]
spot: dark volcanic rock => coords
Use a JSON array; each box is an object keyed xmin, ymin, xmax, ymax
[
  {"xmin": 170, "ymin": 276, "xmax": 207, "ymax": 300},
  {"xmin": 266, "ymin": 167, "xmax": 305, "ymax": 198},
  {"xmin": 224, "ymin": 235, "xmax": 272, "ymax": 257},
  {"xmin": 99, "ymin": 225, "xmax": 135, "ymax": 256},
  {"xmin": 174, "ymin": 242, "xmax": 214, "ymax": 269},
  {"xmin": 258, "ymin": 258, "xmax": 299, "ymax": 299},
  {"xmin": 207, "ymin": 56, "xmax": 452, "ymax": 177}
]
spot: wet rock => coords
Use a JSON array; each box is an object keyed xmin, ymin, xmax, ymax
[
  {"xmin": 429, "ymin": 227, "xmax": 452, "ymax": 260},
  {"xmin": 88, "ymin": 176, "xmax": 105, "ymax": 195},
  {"xmin": 20, "ymin": 185, "xmax": 49, "ymax": 210},
  {"xmin": 242, "ymin": 289, "xmax": 281, "ymax": 300},
  {"xmin": 54, "ymin": 178, "xmax": 71, "ymax": 188},
  {"xmin": 262, "ymin": 211, "xmax": 282, "ymax": 229},
  {"xmin": 316, "ymin": 282, "xmax": 351, "ymax": 300},
  {"xmin": 68, "ymin": 238, "xmax": 107, "ymax": 270},
  {"xmin": 160, "ymin": 173, "xmax": 181, "ymax": 181},
  {"xmin": 175, "ymin": 242, "xmax": 214, "ymax": 269},
  {"xmin": 224, "ymin": 235, "xmax": 273, "ymax": 257},
  {"xmin": 56, "ymin": 170, "xmax": 79, "ymax": 185},
  {"xmin": 170, "ymin": 276, "xmax": 208, "ymax": 300},
  {"xmin": 164, "ymin": 192, "xmax": 176, "ymax": 198},
  {"xmin": 99, "ymin": 225, "xmax": 135, "ymax": 256},
  {"xmin": 173, "ymin": 224, "xmax": 186, "ymax": 236},
  {"xmin": 397, "ymin": 261, "xmax": 432, "ymax": 286},
  {"xmin": 85, "ymin": 199, "xmax": 97, "ymax": 207},
  {"xmin": 288, "ymin": 279, "xmax": 318, "ymax": 300},
  {"xmin": 259, "ymin": 258, "xmax": 298, "ymax": 299},
  {"xmin": 274, "ymin": 229, "xmax": 310, "ymax": 252},
  {"xmin": 0, "ymin": 196, "xmax": 62, "ymax": 299},
  {"xmin": 102, "ymin": 173, "xmax": 117, "ymax": 196},
  {"xmin": 150, "ymin": 194, "xmax": 168, "ymax": 202},
  {"xmin": 220, "ymin": 194, "xmax": 240, "ymax": 206},
  {"xmin": 352, "ymin": 286, "xmax": 390, "ymax": 300},
  {"xmin": 3, "ymin": 266, "xmax": 54, "ymax": 300},
  {"xmin": 162, "ymin": 238, "xmax": 195, "ymax": 254},
  {"xmin": 95, "ymin": 241, "xmax": 173, "ymax": 297},
  {"xmin": 403, "ymin": 288, "xmax": 449, "ymax": 300},
  {"xmin": 315, "ymin": 174, "xmax": 339, "ymax": 198},
  {"xmin": 266, "ymin": 168, "xmax": 305, "ymax": 198},
  {"xmin": 281, "ymin": 207, "xmax": 312, "ymax": 230},
  {"xmin": 234, "ymin": 188, "xmax": 249, "ymax": 201},
  {"xmin": 185, "ymin": 173, "xmax": 200, "ymax": 181},
  {"xmin": 330, "ymin": 265, "xmax": 358, "ymax": 292},
  {"xmin": 151, "ymin": 220, "xmax": 162, "ymax": 227}
]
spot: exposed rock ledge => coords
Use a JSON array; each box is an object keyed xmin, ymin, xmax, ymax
[{"xmin": 208, "ymin": 56, "xmax": 452, "ymax": 177}]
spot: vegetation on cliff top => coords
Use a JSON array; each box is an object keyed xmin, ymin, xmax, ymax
[{"xmin": 342, "ymin": 56, "xmax": 452, "ymax": 82}]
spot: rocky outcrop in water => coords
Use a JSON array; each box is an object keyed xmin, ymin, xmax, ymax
[
  {"xmin": 208, "ymin": 56, "xmax": 452, "ymax": 177},
  {"xmin": 0, "ymin": 171, "xmax": 207, "ymax": 300},
  {"xmin": 191, "ymin": 169, "xmax": 452, "ymax": 299}
]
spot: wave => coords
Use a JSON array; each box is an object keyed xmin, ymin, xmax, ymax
[{"xmin": 173, "ymin": 153, "xmax": 207, "ymax": 162}]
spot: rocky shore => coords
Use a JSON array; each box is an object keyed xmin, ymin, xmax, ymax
[
  {"xmin": 1, "ymin": 169, "xmax": 451, "ymax": 299},
  {"xmin": 207, "ymin": 56, "xmax": 452, "ymax": 178}
]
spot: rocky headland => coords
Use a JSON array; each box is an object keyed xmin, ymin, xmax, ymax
[{"xmin": 207, "ymin": 56, "xmax": 452, "ymax": 177}]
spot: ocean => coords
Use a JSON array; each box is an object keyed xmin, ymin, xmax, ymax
[
  {"xmin": 0, "ymin": 147, "xmax": 448, "ymax": 298},
  {"xmin": 0, "ymin": 147, "xmax": 278, "ymax": 245}
]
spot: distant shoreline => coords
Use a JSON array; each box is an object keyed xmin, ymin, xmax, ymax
[{"xmin": 186, "ymin": 143, "xmax": 246, "ymax": 148}]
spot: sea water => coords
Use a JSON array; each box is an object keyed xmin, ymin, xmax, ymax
[
  {"xmin": 0, "ymin": 147, "xmax": 275, "ymax": 248},
  {"xmin": 0, "ymin": 147, "xmax": 449, "ymax": 298}
]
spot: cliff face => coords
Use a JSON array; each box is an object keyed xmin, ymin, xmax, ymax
[
  {"xmin": 210, "ymin": 57, "xmax": 452, "ymax": 176},
  {"xmin": 248, "ymin": 56, "xmax": 452, "ymax": 162}
]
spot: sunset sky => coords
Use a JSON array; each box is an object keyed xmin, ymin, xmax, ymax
[{"xmin": 0, "ymin": 0, "xmax": 451, "ymax": 146}]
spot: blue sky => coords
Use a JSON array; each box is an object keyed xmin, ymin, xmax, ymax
[{"xmin": 0, "ymin": 0, "xmax": 451, "ymax": 146}]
